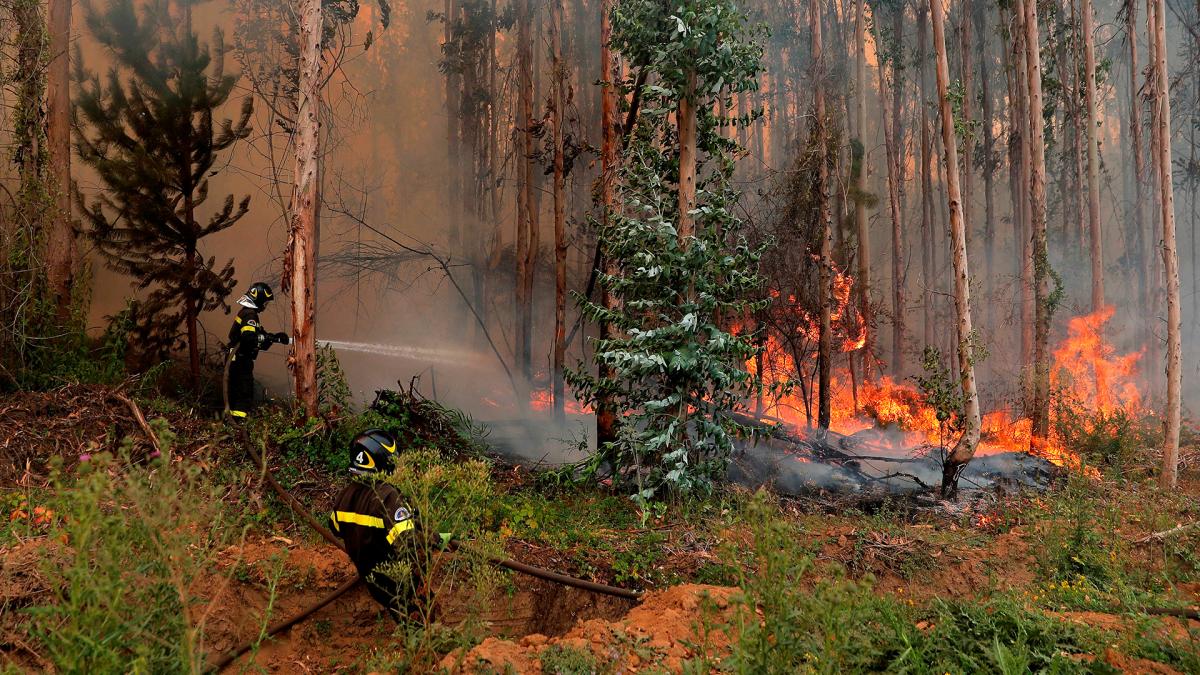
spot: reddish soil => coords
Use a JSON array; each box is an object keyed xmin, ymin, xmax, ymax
[
  {"xmin": 441, "ymin": 584, "xmax": 740, "ymax": 674},
  {"xmin": 204, "ymin": 539, "xmax": 634, "ymax": 672}
]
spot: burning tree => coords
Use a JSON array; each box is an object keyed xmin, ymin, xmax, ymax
[
  {"xmin": 569, "ymin": 0, "xmax": 765, "ymax": 500},
  {"xmin": 73, "ymin": 0, "xmax": 252, "ymax": 386}
]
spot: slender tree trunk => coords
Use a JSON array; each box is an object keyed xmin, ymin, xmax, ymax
[
  {"xmin": 892, "ymin": 4, "xmax": 907, "ymax": 375},
  {"xmin": 931, "ymin": 0, "xmax": 981, "ymax": 495},
  {"xmin": 876, "ymin": 14, "xmax": 905, "ymax": 377},
  {"xmin": 185, "ymin": 244, "xmax": 199, "ymax": 387},
  {"xmin": 960, "ymin": 0, "xmax": 975, "ymax": 257},
  {"xmin": 854, "ymin": 0, "xmax": 873, "ymax": 379},
  {"xmin": 1081, "ymin": 0, "xmax": 1103, "ymax": 311},
  {"xmin": 596, "ymin": 0, "xmax": 618, "ymax": 446},
  {"xmin": 551, "ymin": 0, "xmax": 567, "ymax": 423},
  {"xmin": 1148, "ymin": 0, "xmax": 1181, "ymax": 488},
  {"xmin": 976, "ymin": 2, "xmax": 996, "ymax": 329},
  {"xmin": 46, "ymin": 0, "xmax": 73, "ymax": 316},
  {"xmin": 1128, "ymin": 0, "xmax": 1149, "ymax": 354},
  {"xmin": 286, "ymin": 0, "xmax": 321, "ymax": 418},
  {"xmin": 516, "ymin": 0, "xmax": 535, "ymax": 385},
  {"xmin": 812, "ymin": 0, "xmax": 833, "ymax": 429},
  {"xmin": 1020, "ymin": 0, "xmax": 1052, "ymax": 445},
  {"xmin": 919, "ymin": 5, "xmax": 934, "ymax": 350}
]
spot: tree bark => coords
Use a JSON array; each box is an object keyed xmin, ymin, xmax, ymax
[
  {"xmin": 1127, "ymin": 0, "xmax": 1150, "ymax": 356},
  {"xmin": 551, "ymin": 0, "xmax": 567, "ymax": 423},
  {"xmin": 876, "ymin": 9, "xmax": 906, "ymax": 377},
  {"xmin": 1081, "ymin": 0, "xmax": 1103, "ymax": 311},
  {"xmin": 287, "ymin": 0, "xmax": 321, "ymax": 418},
  {"xmin": 918, "ymin": 5, "xmax": 934, "ymax": 351},
  {"xmin": 1019, "ymin": 0, "xmax": 1051, "ymax": 445},
  {"xmin": 959, "ymin": 0, "xmax": 975, "ymax": 258},
  {"xmin": 976, "ymin": 2, "xmax": 996, "ymax": 331},
  {"xmin": 1148, "ymin": 0, "xmax": 1181, "ymax": 488},
  {"xmin": 931, "ymin": 0, "xmax": 982, "ymax": 494},
  {"xmin": 812, "ymin": 0, "xmax": 833, "ymax": 429},
  {"xmin": 596, "ymin": 0, "xmax": 618, "ymax": 446},
  {"xmin": 516, "ymin": 0, "xmax": 536, "ymax": 386},
  {"xmin": 46, "ymin": 0, "xmax": 73, "ymax": 316},
  {"xmin": 854, "ymin": 0, "xmax": 873, "ymax": 380}
]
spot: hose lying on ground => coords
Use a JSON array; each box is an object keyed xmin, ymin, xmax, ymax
[
  {"xmin": 214, "ymin": 443, "xmax": 643, "ymax": 671},
  {"xmin": 209, "ymin": 575, "xmax": 362, "ymax": 672},
  {"xmin": 246, "ymin": 443, "xmax": 640, "ymax": 599}
]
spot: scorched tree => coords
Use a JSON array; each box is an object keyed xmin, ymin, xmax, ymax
[
  {"xmin": 569, "ymin": 0, "xmax": 766, "ymax": 500},
  {"xmin": 73, "ymin": 0, "xmax": 252, "ymax": 387}
]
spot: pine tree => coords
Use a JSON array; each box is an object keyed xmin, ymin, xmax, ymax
[
  {"xmin": 73, "ymin": 0, "xmax": 252, "ymax": 386},
  {"xmin": 568, "ymin": 0, "xmax": 765, "ymax": 500}
]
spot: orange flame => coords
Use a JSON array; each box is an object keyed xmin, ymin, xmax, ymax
[{"xmin": 750, "ymin": 304, "xmax": 1142, "ymax": 474}]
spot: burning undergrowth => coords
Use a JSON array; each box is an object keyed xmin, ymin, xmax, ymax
[{"xmin": 734, "ymin": 302, "xmax": 1151, "ymax": 497}]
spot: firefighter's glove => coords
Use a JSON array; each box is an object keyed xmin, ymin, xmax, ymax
[{"xmin": 273, "ymin": 332, "xmax": 291, "ymax": 345}]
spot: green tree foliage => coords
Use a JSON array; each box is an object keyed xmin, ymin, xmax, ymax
[
  {"xmin": 568, "ymin": 0, "xmax": 766, "ymax": 500},
  {"xmin": 72, "ymin": 0, "xmax": 252, "ymax": 371}
]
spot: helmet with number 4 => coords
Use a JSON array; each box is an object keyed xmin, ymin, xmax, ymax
[{"xmin": 348, "ymin": 429, "xmax": 398, "ymax": 476}]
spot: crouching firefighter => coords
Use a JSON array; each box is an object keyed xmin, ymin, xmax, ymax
[
  {"xmin": 330, "ymin": 430, "xmax": 437, "ymax": 621},
  {"xmin": 224, "ymin": 282, "xmax": 290, "ymax": 420}
]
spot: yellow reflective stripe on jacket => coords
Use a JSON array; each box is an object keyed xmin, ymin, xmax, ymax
[
  {"xmin": 385, "ymin": 519, "xmax": 415, "ymax": 544},
  {"xmin": 229, "ymin": 410, "xmax": 247, "ymax": 418},
  {"xmin": 241, "ymin": 325, "xmax": 257, "ymax": 333},
  {"xmin": 234, "ymin": 316, "xmax": 243, "ymax": 324},
  {"xmin": 333, "ymin": 511, "xmax": 385, "ymax": 529},
  {"xmin": 329, "ymin": 513, "xmax": 340, "ymax": 532}
]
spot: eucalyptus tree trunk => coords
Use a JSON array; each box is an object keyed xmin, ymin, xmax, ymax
[
  {"xmin": 854, "ymin": 0, "xmax": 873, "ymax": 380},
  {"xmin": 46, "ymin": 0, "xmax": 74, "ymax": 316},
  {"xmin": 1127, "ymin": 0, "xmax": 1150, "ymax": 353},
  {"xmin": 1006, "ymin": 3, "xmax": 1035, "ymax": 369},
  {"xmin": 1148, "ymin": 0, "xmax": 1181, "ymax": 488},
  {"xmin": 891, "ymin": 4, "xmax": 908, "ymax": 375},
  {"xmin": 875, "ymin": 11, "xmax": 905, "ymax": 377},
  {"xmin": 516, "ymin": 0, "xmax": 535, "ymax": 385},
  {"xmin": 931, "ymin": 0, "xmax": 981, "ymax": 495},
  {"xmin": 975, "ymin": 2, "xmax": 996, "ymax": 330},
  {"xmin": 959, "ymin": 0, "xmax": 975, "ymax": 257},
  {"xmin": 287, "ymin": 0, "xmax": 322, "ymax": 417},
  {"xmin": 1082, "ymin": 0, "xmax": 1103, "ymax": 311},
  {"xmin": 551, "ymin": 0, "xmax": 567, "ymax": 423},
  {"xmin": 918, "ymin": 5, "xmax": 934, "ymax": 350},
  {"xmin": 596, "ymin": 0, "xmax": 618, "ymax": 446},
  {"xmin": 812, "ymin": 0, "xmax": 833, "ymax": 429},
  {"xmin": 1019, "ymin": 0, "xmax": 1052, "ymax": 445}
]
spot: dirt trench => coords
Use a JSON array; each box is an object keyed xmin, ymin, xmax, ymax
[{"xmin": 205, "ymin": 539, "xmax": 636, "ymax": 672}]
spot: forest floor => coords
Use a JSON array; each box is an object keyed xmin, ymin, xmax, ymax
[{"xmin": 2, "ymin": 383, "xmax": 1199, "ymax": 673}]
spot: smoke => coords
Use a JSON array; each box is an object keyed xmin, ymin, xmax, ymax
[{"xmin": 54, "ymin": 0, "xmax": 1200, "ymax": 466}]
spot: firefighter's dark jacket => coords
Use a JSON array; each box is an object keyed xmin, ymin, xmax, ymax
[
  {"xmin": 329, "ymin": 479, "xmax": 417, "ymax": 582},
  {"xmin": 228, "ymin": 306, "xmax": 269, "ymax": 361}
]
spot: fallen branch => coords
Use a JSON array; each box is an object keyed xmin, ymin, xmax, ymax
[
  {"xmin": 1142, "ymin": 606, "xmax": 1200, "ymax": 621},
  {"xmin": 114, "ymin": 393, "xmax": 163, "ymax": 458},
  {"xmin": 1135, "ymin": 521, "xmax": 1200, "ymax": 544}
]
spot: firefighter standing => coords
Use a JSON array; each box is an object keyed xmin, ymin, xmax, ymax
[
  {"xmin": 329, "ymin": 429, "xmax": 424, "ymax": 620},
  {"xmin": 225, "ymin": 282, "xmax": 289, "ymax": 419}
]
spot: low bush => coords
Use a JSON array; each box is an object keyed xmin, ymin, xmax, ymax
[{"xmin": 27, "ymin": 422, "xmax": 246, "ymax": 672}]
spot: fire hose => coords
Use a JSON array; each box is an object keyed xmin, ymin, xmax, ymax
[{"xmin": 211, "ymin": 444, "xmax": 642, "ymax": 672}]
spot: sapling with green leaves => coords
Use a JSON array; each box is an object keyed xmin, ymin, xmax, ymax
[{"xmin": 568, "ymin": 0, "xmax": 766, "ymax": 501}]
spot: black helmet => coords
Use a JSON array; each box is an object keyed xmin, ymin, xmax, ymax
[
  {"xmin": 237, "ymin": 282, "xmax": 275, "ymax": 310},
  {"xmin": 349, "ymin": 429, "xmax": 398, "ymax": 476}
]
